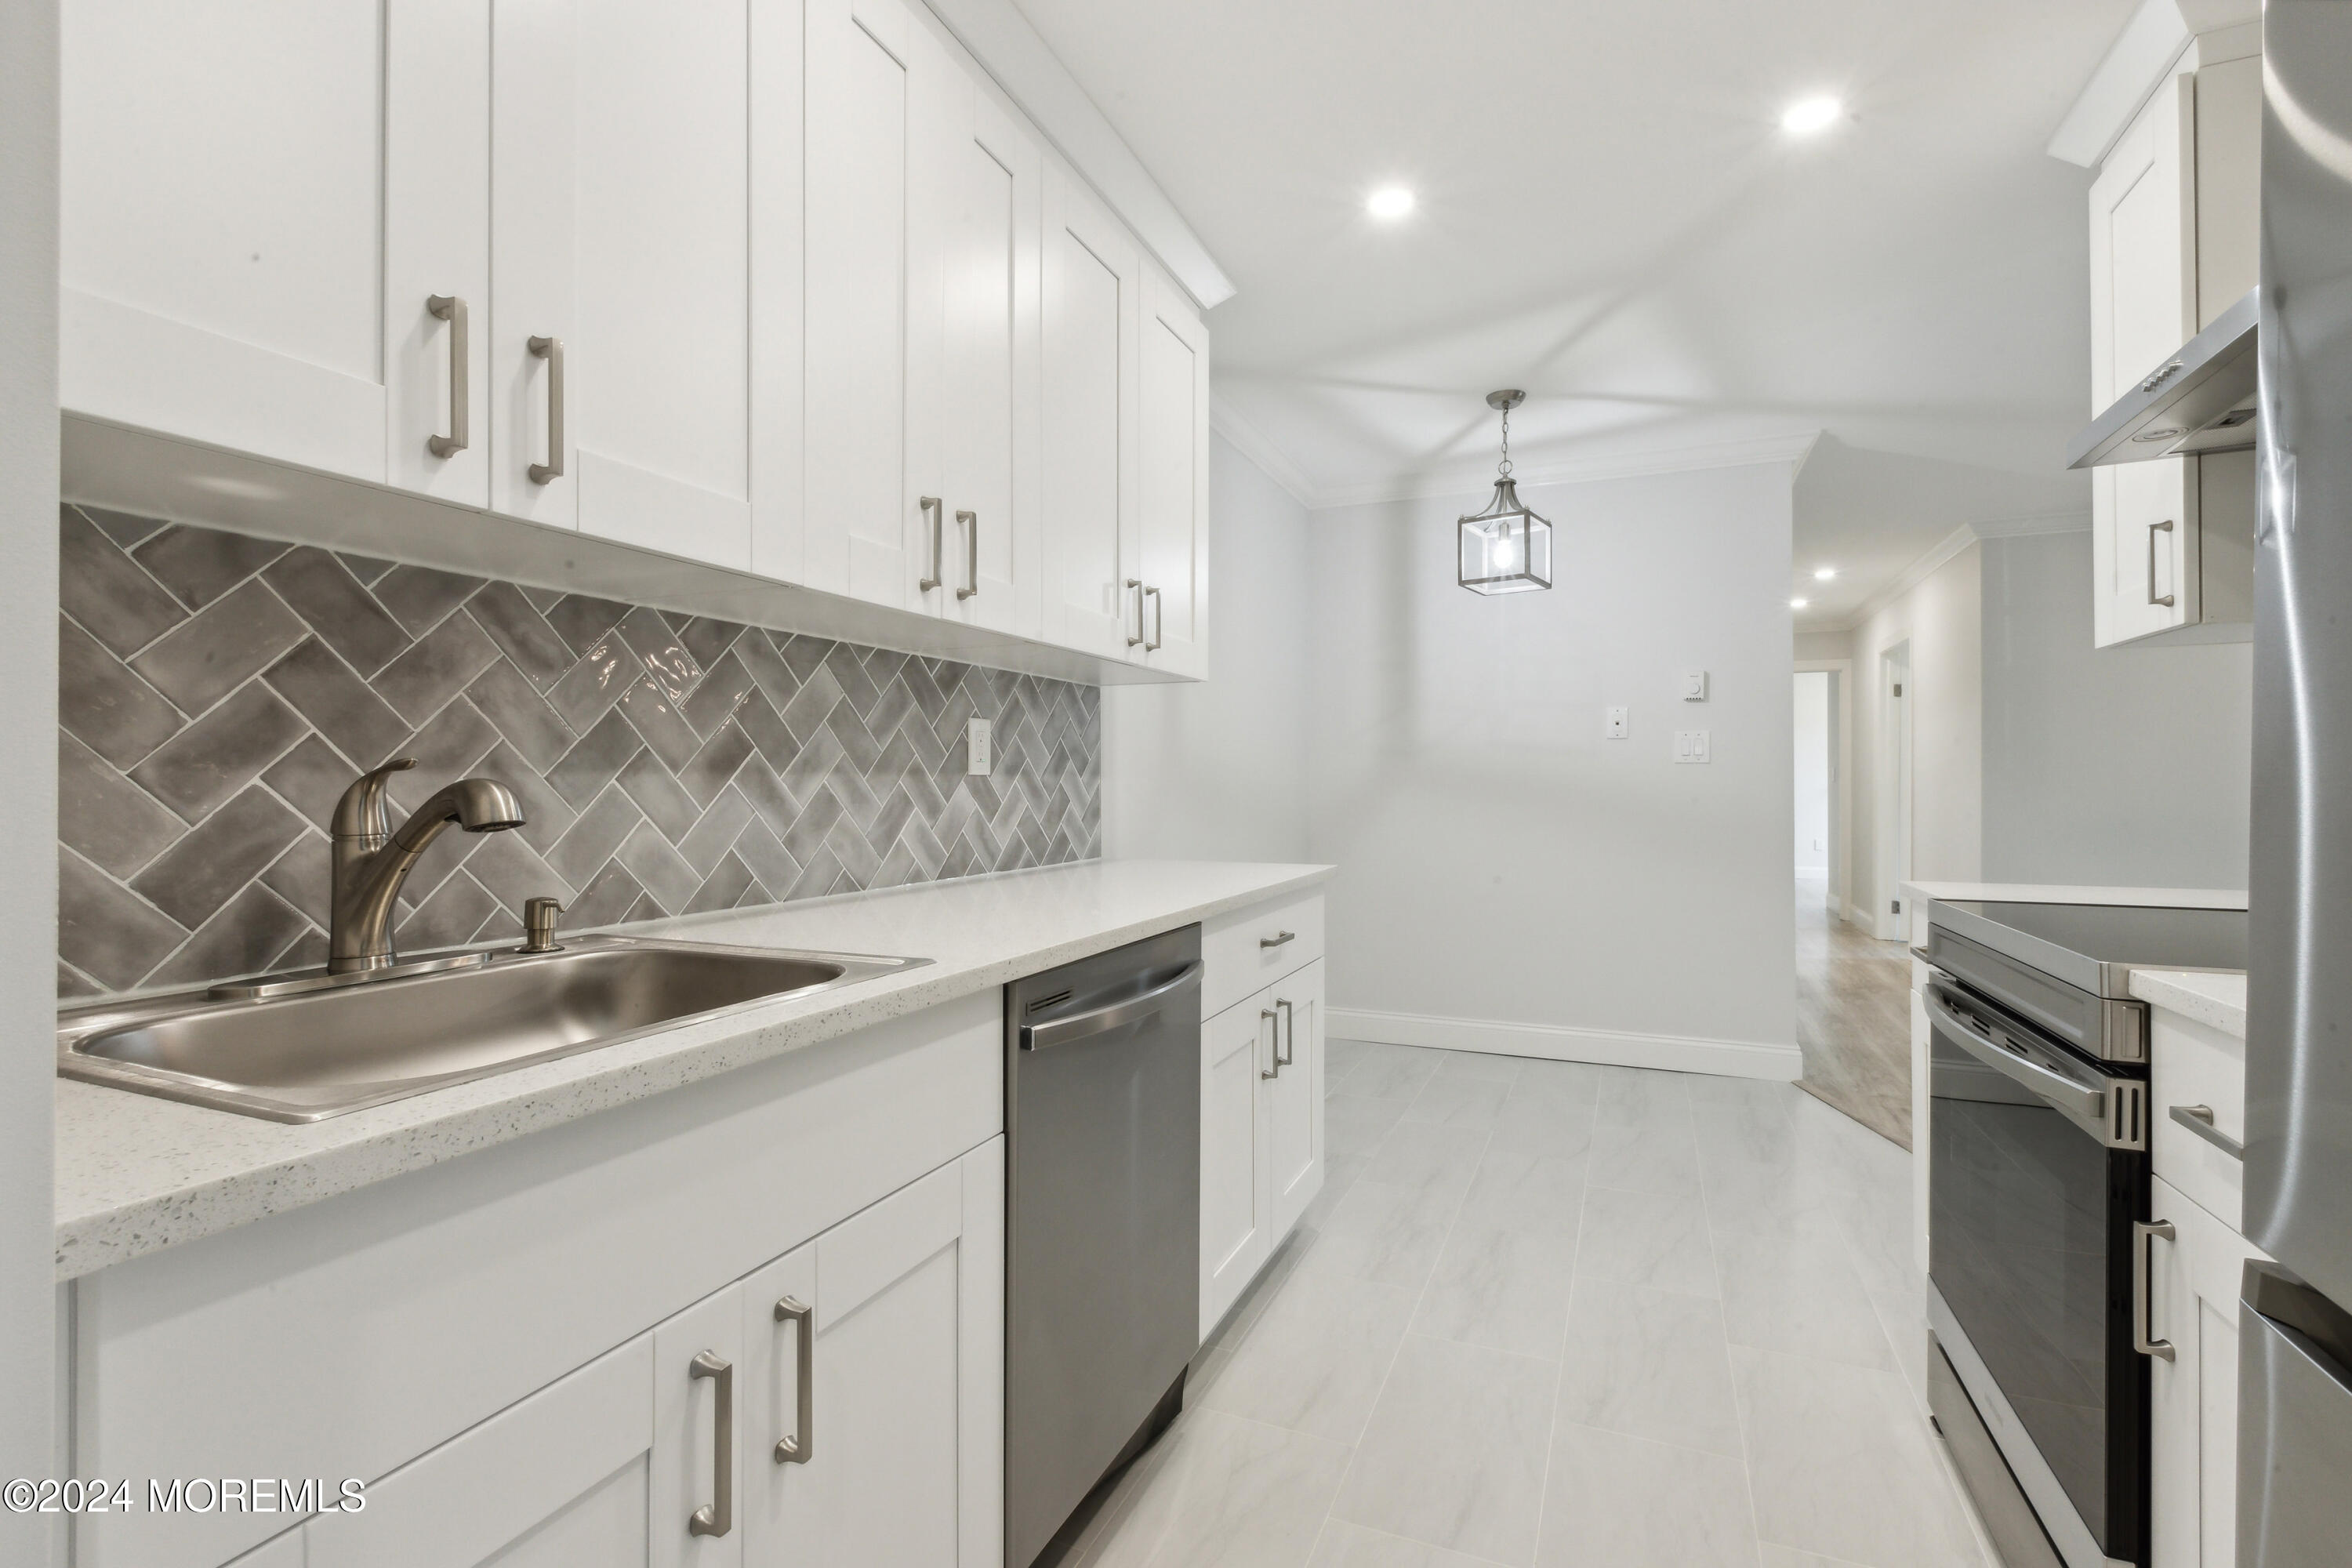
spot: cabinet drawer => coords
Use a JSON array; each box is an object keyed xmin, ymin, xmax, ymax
[
  {"xmin": 1203, "ymin": 893, "xmax": 1323, "ymax": 1018},
  {"xmin": 2151, "ymin": 1004, "xmax": 2248, "ymax": 1232}
]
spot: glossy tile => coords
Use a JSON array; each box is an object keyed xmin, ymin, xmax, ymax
[
  {"xmin": 1576, "ymin": 1186, "xmax": 1717, "ymax": 1298},
  {"xmin": 1087, "ymin": 1409, "xmax": 1351, "ymax": 1568},
  {"xmin": 1452, "ymin": 1149, "xmax": 1587, "ymax": 1242},
  {"xmin": 1333, "ymin": 1335, "xmax": 1557, "ymax": 1566},
  {"xmin": 1410, "ymin": 1224, "xmax": 1578, "ymax": 1359},
  {"xmin": 1400, "ymin": 1073, "xmax": 1512, "ymax": 1129},
  {"xmin": 1308, "ymin": 1522, "xmax": 1507, "ymax": 1568},
  {"xmin": 1198, "ymin": 1265, "xmax": 1417, "ymax": 1444},
  {"xmin": 1555, "ymin": 1279, "xmax": 1744, "ymax": 1457},
  {"xmin": 1535, "ymin": 1424, "xmax": 1760, "ymax": 1568},
  {"xmin": 1731, "ymin": 1345, "xmax": 1984, "ymax": 1568}
]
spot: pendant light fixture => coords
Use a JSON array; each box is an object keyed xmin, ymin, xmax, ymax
[{"xmin": 1457, "ymin": 390, "xmax": 1553, "ymax": 594}]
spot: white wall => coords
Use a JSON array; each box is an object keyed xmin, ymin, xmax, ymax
[
  {"xmin": 1981, "ymin": 530, "xmax": 2250, "ymax": 887},
  {"xmin": 1102, "ymin": 432, "xmax": 1311, "ymax": 861},
  {"xmin": 1845, "ymin": 541, "xmax": 1983, "ymax": 934},
  {"xmin": 1794, "ymin": 671, "xmax": 1830, "ymax": 871},
  {"xmin": 1304, "ymin": 459, "xmax": 1798, "ymax": 1075},
  {"xmin": 0, "ymin": 0, "xmax": 60, "ymax": 1554}
]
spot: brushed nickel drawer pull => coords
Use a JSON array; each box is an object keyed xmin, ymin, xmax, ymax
[
  {"xmin": 2147, "ymin": 518, "xmax": 2176, "ymax": 608},
  {"xmin": 425, "ymin": 296, "xmax": 468, "ymax": 457},
  {"xmin": 956, "ymin": 510, "xmax": 979, "ymax": 599},
  {"xmin": 1125, "ymin": 578, "xmax": 1146, "ymax": 647},
  {"xmin": 688, "ymin": 1350, "xmax": 734, "ymax": 1536},
  {"xmin": 1275, "ymin": 997, "xmax": 1294, "ymax": 1068},
  {"xmin": 527, "ymin": 336, "xmax": 565, "ymax": 484},
  {"xmin": 1259, "ymin": 931, "xmax": 1295, "ymax": 949},
  {"xmin": 1259, "ymin": 1007, "xmax": 1282, "ymax": 1080},
  {"xmin": 773, "ymin": 1294, "xmax": 814, "ymax": 1465},
  {"xmin": 920, "ymin": 497, "xmax": 944, "ymax": 591},
  {"xmin": 2133, "ymin": 1220, "xmax": 2176, "ymax": 1361},
  {"xmin": 2169, "ymin": 1102, "xmax": 2245, "ymax": 1160}
]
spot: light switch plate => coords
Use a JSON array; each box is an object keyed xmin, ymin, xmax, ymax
[
  {"xmin": 1674, "ymin": 729, "xmax": 1711, "ymax": 763},
  {"xmin": 967, "ymin": 718, "xmax": 992, "ymax": 775},
  {"xmin": 1682, "ymin": 672, "xmax": 1709, "ymax": 702},
  {"xmin": 1604, "ymin": 706, "xmax": 1629, "ymax": 739}
]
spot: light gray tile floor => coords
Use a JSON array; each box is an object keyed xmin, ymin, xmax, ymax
[{"xmin": 1044, "ymin": 1042, "xmax": 1992, "ymax": 1568}]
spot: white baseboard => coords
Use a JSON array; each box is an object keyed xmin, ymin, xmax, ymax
[{"xmin": 1326, "ymin": 1007, "xmax": 1802, "ymax": 1082}]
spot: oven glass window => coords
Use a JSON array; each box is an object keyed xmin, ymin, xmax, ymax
[{"xmin": 1929, "ymin": 1018, "xmax": 2117, "ymax": 1544}]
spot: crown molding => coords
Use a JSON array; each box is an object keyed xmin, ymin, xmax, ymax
[
  {"xmin": 1308, "ymin": 430, "xmax": 1824, "ymax": 512},
  {"xmin": 2046, "ymin": 0, "xmax": 2191, "ymax": 168},
  {"xmin": 1207, "ymin": 393, "xmax": 1325, "ymax": 510},
  {"xmin": 920, "ymin": 0, "xmax": 1234, "ymax": 308},
  {"xmin": 1815, "ymin": 509, "xmax": 2092, "ymax": 633}
]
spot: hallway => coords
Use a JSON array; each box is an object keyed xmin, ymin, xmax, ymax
[{"xmin": 1791, "ymin": 873, "xmax": 1915, "ymax": 1148}]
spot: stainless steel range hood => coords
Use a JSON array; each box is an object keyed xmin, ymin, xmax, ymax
[{"xmin": 2065, "ymin": 289, "xmax": 2257, "ymax": 469}]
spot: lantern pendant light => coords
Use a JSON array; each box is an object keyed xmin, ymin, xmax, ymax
[{"xmin": 1457, "ymin": 390, "xmax": 1554, "ymax": 594}]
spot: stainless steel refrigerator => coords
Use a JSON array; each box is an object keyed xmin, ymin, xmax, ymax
[{"xmin": 2241, "ymin": 5, "xmax": 2352, "ymax": 1562}]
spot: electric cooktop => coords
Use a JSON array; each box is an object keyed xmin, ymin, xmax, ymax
[{"xmin": 1928, "ymin": 899, "xmax": 2248, "ymax": 998}]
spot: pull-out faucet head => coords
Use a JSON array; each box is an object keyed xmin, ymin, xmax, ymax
[{"xmin": 328, "ymin": 760, "xmax": 527, "ymax": 973}]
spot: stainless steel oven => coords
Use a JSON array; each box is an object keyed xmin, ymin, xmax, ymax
[{"xmin": 1926, "ymin": 960, "xmax": 2151, "ymax": 1568}]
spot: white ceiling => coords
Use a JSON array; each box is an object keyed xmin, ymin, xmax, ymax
[{"xmin": 1008, "ymin": 0, "xmax": 2143, "ymax": 627}]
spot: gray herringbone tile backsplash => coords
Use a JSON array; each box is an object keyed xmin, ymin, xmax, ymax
[{"xmin": 56, "ymin": 505, "xmax": 1101, "ymax": 999}]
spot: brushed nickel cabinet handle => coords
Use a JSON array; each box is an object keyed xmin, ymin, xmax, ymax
[
  {"xmin": 1259, "ymin": 1007, "xmax": 1281, "ymax": 1079},
  {"xmin": 1145, "ymin": 585, "xmax": 1163, "ymax": 651},
  {"xmin": 956, "ymin": 510, "xmax": 979, "ymax": 599},
  {"xmin": 688, "ymin": 1350, "xmax": 734, "ymax": 1536},
  {"xmin": 527, "ymin": 336, "xmax": 565, "ymax": 484},
  {"xmin": 772, "ymin": 1295, "xmax": 814, "ymax": 1465},
  {"xmin": 1275, "ymin": 998, "xmax": 1295, "ymax": 1068},
  {"xmin": 2147, "ymin": 518, "xmax": 2176, "ymax": 608},
  {"xmin": 1259, "ymin": 931, "xmax": 1295, "ymax": 949},
  {"xmin": 2169, "ymin": 1103, "xmax": 2245, "ymax": 1159},
  {"xmin": 425, "ymin": 296, "xmax": 469, "ymax": 457},
  {"xmin": 1125, "ymin": 578, "xmax": 1146, "ymax": 647},
  {"xmin": 919, "ymin": 497, "xmax": 944, "ymax": 591},
  {"xmin": 2133, "ymin": 1220, "xmax": 2176, "ymax": 1361}
]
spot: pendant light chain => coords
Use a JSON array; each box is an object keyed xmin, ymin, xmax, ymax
[{"xmin": 1498, "ymin": 405, "xmax": 1512, "ymax": 478}]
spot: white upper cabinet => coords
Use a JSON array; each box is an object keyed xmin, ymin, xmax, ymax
[
  {"xmin": 2089, "ymin": 74, "xmax": 2198, "ymax": 647},
  {"xmin": 918, "ymin": 76, "xmax": 1045, "ymax": 637},
  {"xmin": 61, "ymin": 0, "xmax": 490, "ymax": 500},
  {"xmin": 1136, "ymin": 267, "xmax": 1210, "ymax": 677},
  {"xmin": 2085, "ymin": 43, "xmax": 2260, "ymax": 649},
  {"xmin": 495, "ymin": 0, "xmax": 757, "ymax": 568},
  {"xmin": 804, "ymin": 0, "xmax": 935, "ymax": 609},
  {"xmin": 1043, "ymin": 166, "xmax": 1145, "ymax": 659},
  {"xmin": 58, "ymin": 0, "xmax": 1210, "ymax": 677}
]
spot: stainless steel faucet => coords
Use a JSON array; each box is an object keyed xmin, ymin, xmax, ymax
[{"xmin": 329, "ymin": 758, "xmax": 525, "ymax": 974}]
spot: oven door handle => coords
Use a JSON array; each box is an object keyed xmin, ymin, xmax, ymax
[{"xmin": 1925, "ymin": 985, "xmax": 2111, "ymax": 1127}]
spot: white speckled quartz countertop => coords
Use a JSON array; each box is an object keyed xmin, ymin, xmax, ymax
[
  {"xmin": 55, "ymin": 858, "xmax": 1330, "ymax": 1279},
  {"xmin": 2131, "ymin": 968, "xmax": 2249, "ymax": 1039}
]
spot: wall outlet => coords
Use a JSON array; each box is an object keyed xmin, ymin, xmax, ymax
[
  {"xmin": 1682, "ymin": 672, "xmax": 1709, "ymax": 702},
  {"xmin": 1673, "ymin": 729, "xmax": 1711, "ymax": 764},
  {"xmin": 1604, "ymin": 706, "xmax": 1629, "ymax": 739},
  {"xmin": 967, "ymin": 717, "xmax": 993, "ymax": 775}
]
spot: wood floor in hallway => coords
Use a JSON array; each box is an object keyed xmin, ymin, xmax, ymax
[{"xmin": 1792, "ymin": 872, "xmax": 1915, "ymax": 1149}]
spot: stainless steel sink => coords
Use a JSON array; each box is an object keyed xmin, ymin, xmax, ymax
[{"xmin": 57, "ymin": 935, "xmax": 928, "ymax": 1122}]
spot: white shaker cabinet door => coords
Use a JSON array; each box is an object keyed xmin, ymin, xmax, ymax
[
  {"xmin": 304, "ymin": 1334, "xmax": 657, "ymax": 1568},
  {"xmin": 804, "ymin": 0, "xmax": 937, "ymax": 608},
  {"xmin": 746, "ymin": 1144, "xmax": 1004, "ymax": 1568},
  {"xmin": 1135, "ymin": 268, "xmax": 1210, "ymax": 677},
  {"xmin": 1042, "ymin": 167, "xmax": 1143, "ymax": 659},
  {"xmin": 1266, "ymin": 960, "xmax": 1326, "ymax": 1240},
  {"xmin": 1200, "ymin": 993, "xmax": 1274, "ymax": 1339},
  {"xmin": 2147, "ymin": 1177, "xmax": 2267, "ymax": 1568},
  {"xmin": 494, "ymin": 0, "xmax": 756, "ymax": 566},
  {"xmin": 2089, "ymin": 75, "xmax": 2198, "ymax": 647},
  {"xmin": 61, "ymin": 0, "xmax": 488, "ymax": 500},
  {"xmin": 927, "ymin": 78, "xmax": 1045, "ymax": 637}
]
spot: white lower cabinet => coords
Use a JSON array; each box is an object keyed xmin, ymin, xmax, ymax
[
  {"xmin": 2147, "ymin": 1173, "xmax": 2268, "ymax": 1568},
  {"xmin": 294, "ymin": 1139, "xmax": 1002, "ymax": 1568},
  {"xmin": 1198, "ymin": 958, "xmax": 1325, "ymax": 1339}
]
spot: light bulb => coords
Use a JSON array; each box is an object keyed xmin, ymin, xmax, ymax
[
  {"xmin": 1780, "ymin": 96, "xmax": 1842, "ymax": 136},
  {"xmin": 1367, "ymin": 187, "xmax": 1415, "ymax": 220},
  {"xmin": 1790, "ymin": 597, "xmax": 1809, "ymax": 609},
  {"xmin": 1813, "ymin": 566, "xmax": 1837, "ymax": 581}
]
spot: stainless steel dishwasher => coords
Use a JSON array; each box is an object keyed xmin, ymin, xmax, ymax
[{"xmin": 1005, "ymin": 925, "xmax": 1203, "ymax": 1568}]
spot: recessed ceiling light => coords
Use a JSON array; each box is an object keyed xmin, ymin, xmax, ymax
[
  {"xmin": 1813, "ymin": 567, "xmax": 1837, "ymax": 581},
  {"xmin": 1790, "ymin": 597, "xmax": 1809, "ymax": 609},
  {"xmin": 1780, "ymin": 96, "xmax": 1842, "ymax": 136},
  {"xmin": 1367, "ymin": 186, "xmax": 1415, "ymax": 220}
]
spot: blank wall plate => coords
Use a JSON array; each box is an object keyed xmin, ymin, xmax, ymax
[
  {"xmin": 1604, "ymin": 706, "xmax": 1628, "ymax": 739},
  {"xmin": 1682, "ymin": 672, "xmax": 1709, "ymax": 701},
  {"xmin": 1673, "ymin": 730, "xmax": 1711, "ymax": 763},
  {"xmin": 967, "ymin": 718, "xmax": 993, "ymax": 775}
]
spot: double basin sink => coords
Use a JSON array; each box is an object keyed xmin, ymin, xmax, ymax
[{"xmin": 59, "ymin": 936, "xmax": 927, "ymax": 1123}]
